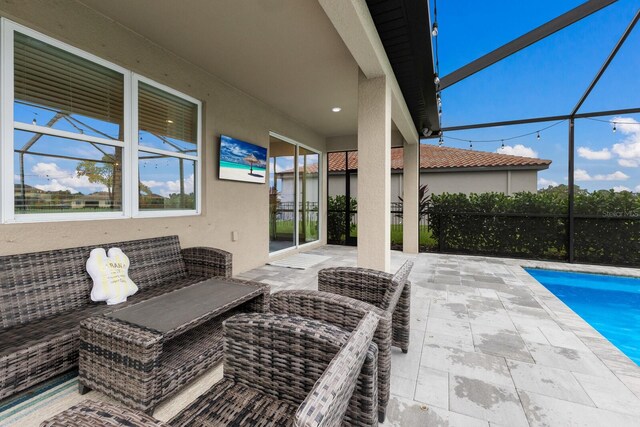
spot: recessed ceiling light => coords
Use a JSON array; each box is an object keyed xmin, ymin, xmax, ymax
[
  {"xmin": 166, "ymin": 119, "xmax": 174, "ymax": 124},
  {"xmin": 331, "ymin": 107, "xmax": 342, "ymax": 112}
]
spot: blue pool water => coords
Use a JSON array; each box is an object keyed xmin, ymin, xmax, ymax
[{"xmin": 526, "ymin": 268, "xmax": 640, "ymax": 365}]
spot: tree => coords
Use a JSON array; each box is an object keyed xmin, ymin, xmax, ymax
[
  {"xmin": 538, "ymin": 184, "xmax": 587, "ymax": 197},
  {"xmin": 76, "ymin": 154, "xmax": 120, "ymax": 205},
  {"xmin": 327, "ymin": 195, "xmax": 357, "ymax": 244},
  {"xmin": 166, "ymin": 192, "xmax": 195, "ymax": 209},
  {"xmin": 138, "ymin": 182, "xmax": 165, "ymax": 210},
  {"xmin": 398, "ymin": 184, "xmax": 431, "ymax": 221},
  {"xmin": 269, "ymin": 187, "xmax": 280, "ymax": 240}
]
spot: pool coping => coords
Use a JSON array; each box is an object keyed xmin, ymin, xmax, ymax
[
  {"xmin": 509, "ymin": 258, "xmax": 640, "ymax": 396},
  {"xmin": 518, "ymin": 258, "xmax": 640, "ymax": 279}
]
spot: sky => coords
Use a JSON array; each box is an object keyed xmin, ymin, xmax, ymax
[
  {"xmin": 220, "ymin": 135, "xmax": 267, "ymax": 166},
  {"xmin": 425, "ymin": 0, "xmax": 640, "ymax": 192}
]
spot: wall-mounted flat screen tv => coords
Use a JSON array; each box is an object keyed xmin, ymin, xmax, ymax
[{"xmin": 219, "ymin": 135, "xmax": 268, "ymax": 184}]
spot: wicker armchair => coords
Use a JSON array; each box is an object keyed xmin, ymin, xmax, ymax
[
  {"xmin": 271, "ymin": 289, "xmax": 393, "ymax": 423},
  {"xmin": 318, "ymin": 260, "xmax": 413, "ymax": 353},
  {"xmin": 42, "ymin": 312, "xmax": 379, "ymax": 427}
]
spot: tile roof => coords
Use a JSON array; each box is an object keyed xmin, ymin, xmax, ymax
[
  {"xmin": 327, "ymin": 144, "xmax": 551, "ymax": 172},
  {"xmin": 289, "ymin": 163, "xmax": 320, "ymax": 174}
]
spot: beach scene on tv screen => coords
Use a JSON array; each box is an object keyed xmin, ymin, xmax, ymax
[{"xmin": 219, "ymin": 135, "xmax": 267, "ymax": 183}]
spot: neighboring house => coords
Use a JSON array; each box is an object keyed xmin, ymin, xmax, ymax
[
  {"xmin": 14, "ymin": 184, "xmax": 67, "ymax": 210},
  {"xmin": 326, "ymin": 145, "xmax": 552, "ymax": 200},
  {"xmin": 273, "ymin": 165, "xmax": 320, "ymax": 204},
  {"xmin": 71, "ymin": 192, "xmax": 114, "ymax": 209},
  {"xmin": 14, "ymin": 184, "xmax": 51, "ymax": 201}
]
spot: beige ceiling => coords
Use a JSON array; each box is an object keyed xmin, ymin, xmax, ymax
[{"xmin": 78, "ymin": 0, "xmax": 358, "ymax": 137}]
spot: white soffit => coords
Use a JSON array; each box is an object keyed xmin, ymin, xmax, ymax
[
  {"xmin": 318, "ymin": 0, "xmax": 418, "ymax": 144},
  {"xmin": 77, "ymin": 0, "xmax": 360, "ymax": 137}
]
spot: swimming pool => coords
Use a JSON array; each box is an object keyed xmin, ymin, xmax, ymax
[{"xmin": 526, "ymin": 268, "xmax": 640, "ymax": 365}]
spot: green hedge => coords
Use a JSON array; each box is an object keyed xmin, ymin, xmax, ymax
[
  {"xmin": 427, "ymin": 188, "xmax": 640, "ymax": 266},
  {"xmin": 573, "ymin": 190, "xmax": 640, "ymax": 265},
  {"xmin": 327, "ymin": 195, "xmax": 357, "ymax": 244}
]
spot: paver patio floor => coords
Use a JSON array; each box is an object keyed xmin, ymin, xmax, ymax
[{"xmin": 240, "ymin": 246, "xmax": 640, "ymax": 426}]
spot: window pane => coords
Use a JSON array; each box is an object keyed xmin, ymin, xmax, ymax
[
  {"xmin": 347, "ymin": 151, "xmax": 358, "ymax": 170},
  {"xmin": 139, "ymin": 154, "xmax": 196, "ymax": 210},
  {"xmin": 14, "ymin": 32, "xmax": 124, "ymax": 140},
  {"xmin": 269, "ymin": 137, "xmax": 296, "ymax": 252},
  {"xmin": 14, "ymin": 130, "xmax": 122, "ymax": 214},
  {"xmin": 327, "ymin": 151, "xmax": 357, "ymax": 245},
  {"xmin": 298, "ymin": 148, "xmax": 319, "ymax": 244},
  {"xmin": 138, "ymin": 82, "xmax": 198, "ymax": 153}
]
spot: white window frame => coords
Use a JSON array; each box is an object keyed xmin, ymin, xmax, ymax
[
  {"xmin": 1, "ymin": 19, "xmax": 131, "ymax": 223},
  {"xmin": 268, "ymin": 131, "xmax": 322, "ymax": 255},
  {"xmin": 132, "ymin": 74, "xmax": 202, "ymax": 218},
  {"xmin": 0, "ymin": 18, "xmax": 202, "ymax": 224},
  {"xmin": 296, "ymin": 141, "xmax": 322, "ymax": 249}
]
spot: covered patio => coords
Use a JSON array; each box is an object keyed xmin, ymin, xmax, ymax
[
  {"xmin": 244, "ymin": 247, "xmax": 640, "ymax": 426},
  {"xmin": 1, "ymin": 0, "xmax": 640, "ymax": 426}
]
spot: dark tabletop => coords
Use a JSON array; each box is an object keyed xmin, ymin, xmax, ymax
[{"xmin": 106, "ymin": 278, "xmax": 262, "ymax": 333}]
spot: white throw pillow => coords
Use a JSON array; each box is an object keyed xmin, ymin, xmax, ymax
[{"xmin": 87, "ymin": 247, "xmax": 138, "ymax": 305}]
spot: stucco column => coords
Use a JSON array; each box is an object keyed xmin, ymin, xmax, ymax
[
  {"xmin": 403, "ymin": 140, "xmax": 419, "ymax": 254},
  {"xmin": 357, "ymin": 71, "xmax": 391, "ymax": 272}
]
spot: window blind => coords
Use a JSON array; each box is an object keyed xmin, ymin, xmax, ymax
[
  {"xmin": 14, "ymin": 32, "xmax": 124, "ymax": 130},
  {"xmin": 138, "ymin": 82, "xmax": 197, "ymax": 144}
]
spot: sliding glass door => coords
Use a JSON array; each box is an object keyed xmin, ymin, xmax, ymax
[
  {"xmin": 269, "ymin": 134, "xmax": 321, "ymax": 253},
  {"xmin": 298, "ymin": 147, "xmax": 320, "ymax": 244},
  {"xmin": 269, "ymin": 137, "xmax": 296, "ymax": 252}
]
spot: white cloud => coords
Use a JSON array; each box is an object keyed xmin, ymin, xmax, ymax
[
  {"xmin": 611, "ymin": 117, "xmax": 640, "ymax": 167},
  {"xmin": 574, "ymin": 168, "xmax": 629, "ymax": 181},
  {"xmin": 143, "ymin": 174, "xmax": 195, "ymax": 197},
  {"xmin": 229, "ymin": 145, "xmax": 247, "ymax": 157},
  {"xmin": 573, "ymin": 169, "xmax": 590, "ymax": 181},
  {"xmin": 537, "ymin": 177, "xmax": 558, "ymax": 188},
  {"xmin": 496, "ymin": 144, "xmax": 537, "ymax": 158},
  {"xmin": 35, "ymin": 181, "xmax": 77, "ymax": 193},
  {"xmin": 31, "ymin": 162, "xmax": 107, "ymax": 193},
  {"xmin": 141, "ymin": 180, "xmax": 165, "ymax": 188},
  {"xmin": 612, "ymin": 141, "xmax": 640, "ymax": 163},
  {"xmin": 613, "ymin": 185, "xmax": 631, "ymax": 192},
  {"xmin": 614, "ymin": 116, "xmax": 640, "ymax": 134},
  {"xmin": 577, "ymin": 147, "xmax": 612, "ymax": 160},
  {"xmin": 618, "ymin": 159, "xmax": 639, "ymax": 168},
  {"xmin": 166, "ymin": 174, "xmax": 195, "ymax": 194},
  {"xmin": 635, "ymin": 185, "xmax": 640, "ymax": 193},
  {"xmin": 32, "ymin": 162, "xmax": 70, "ymax": 180},
  {"xmin": 604, "ymin": 171, "xmax": 630, "ymax": 181}
]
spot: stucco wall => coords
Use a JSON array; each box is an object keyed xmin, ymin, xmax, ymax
[
  {"xmin": 421, "ymin": 171, "xmax": 509, "ymax": 196},
  {"xmin": 0, "ymin": 1, "xmax": 326, "ymax": 273},
  {"xmin": 509, "ymin": 170, "xmax": 538, "ymax": 194},
  {"xmin": 328, "ymin": 169, "xmax": 540, "ymax": 201},
  {"xmin": 276, "ymin": 176, "xmax": 320, "ymax": 204},
  {"xmin": 421, "ymin": 170, "xmax": 539, "ymax": 197}
]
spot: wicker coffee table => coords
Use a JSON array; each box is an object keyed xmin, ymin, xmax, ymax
[{"xmin": 78, "ymin": 278, "xmax": 269, "ymax": 414}]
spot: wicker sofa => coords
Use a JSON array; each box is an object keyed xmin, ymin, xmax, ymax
[
  {"xmin": 0, "ymin": 235, "xmax": 232, "ymax": 400},
  {"xmin": 42, "ymin": 311, "xmax": 380, "ymax": 427}
]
